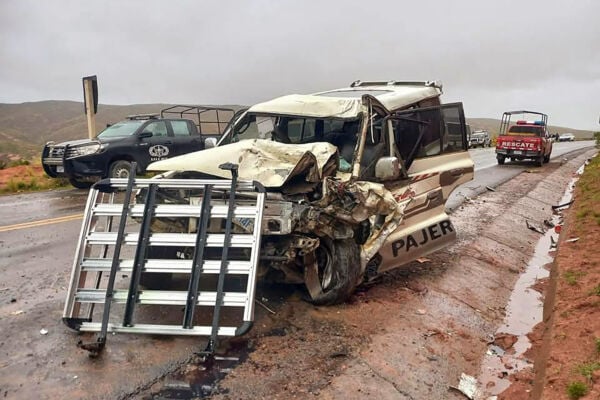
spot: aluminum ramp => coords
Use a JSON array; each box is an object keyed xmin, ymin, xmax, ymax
[{"xmin": 62, "ymin": 163, "xmax": 265, "ymax": 355}]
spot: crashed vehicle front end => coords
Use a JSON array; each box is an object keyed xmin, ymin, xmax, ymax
[{"xmin": 148, "ymin": 81, "xmax": 474, "ymax": 304}]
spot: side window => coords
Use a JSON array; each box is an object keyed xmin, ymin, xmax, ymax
[
  {"xmin": 144, "ymin": 121, "xmax": 168, "ymax": 137},
  {"xmin": 171, "ymin": 120, "xmax": 192, "ymax": 136},
  {"xmin": 391, "ymin": 103, "xmax": 467, "ymax": 168}
]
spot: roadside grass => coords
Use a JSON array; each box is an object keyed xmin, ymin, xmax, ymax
[
  {"xmin": 576, "ymin": 361, "xmax": 600, "ymax": 381},
  {"xmin": 574, "ymin": 154, "xmax": 600, "ymax": 231},
  {"xmin": 566, "ymin": 381, "xmax": 588, "ymax": 399},
  {"xmin": 596, "ymin": 337, "xmax": 600, "ymax": 354},
  {"xmin": 0, "ymin": 163, "xmax": 69, "ymax": 194},
  {"xmin": 563, "ymin": 270, "xmax": 586, "ymax": 286}
]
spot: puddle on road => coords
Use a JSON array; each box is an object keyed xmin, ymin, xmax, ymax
[
  {"xmin": 147, "ymin": 340, "xmax": 253, "ymax": 400},
  {"xmin": 476, "ymin": 163, "xmax": 586, "ymax": 399}
]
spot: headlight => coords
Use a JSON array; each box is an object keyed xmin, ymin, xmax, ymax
[{"xmin": 66, "ymin": 143, "xmax": 101, "ymax": 158}]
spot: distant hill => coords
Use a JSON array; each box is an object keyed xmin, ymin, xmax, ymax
[
  {"xmin": 466, "ymin": 117, "xmax": 593, "ymax": 139},
  {"xmin": 0, "ymin": 101, "xmax": 594, "ymax": 160}
]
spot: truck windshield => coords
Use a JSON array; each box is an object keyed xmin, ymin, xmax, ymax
[
  {"xmin": 221, "ymin": 113, "xmax": 360, "ymax": 147},
  {"xmin": 507, "ymin": 125, "xmax": 544, "ymax": 137},
  {"xmin": 97, "ymin": 120, "xmax": 145, "ymax": 138}
]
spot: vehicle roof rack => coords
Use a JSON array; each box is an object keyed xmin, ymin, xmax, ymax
[
  {"xmin": 350, "ymin": 80, "xmax": 443, "ymax": 89},
  {"xmin": 126, "ymin": 114, "xmax": 160, "ymax": 120}
]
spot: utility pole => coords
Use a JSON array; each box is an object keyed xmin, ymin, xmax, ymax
[{"xmin": 82, "ymin": 75, "xmax": 98, "ymax": 140}]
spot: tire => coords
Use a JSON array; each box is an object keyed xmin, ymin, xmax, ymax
[
  {"xmin": 497, "ymin": 155, "xmax": 505, "ymax": 165},
  {"xmin": 68, "ymin": 177, "xmax": 94, "ymax": 189},
  {"xmin": 109, "ymin": 160, "xmax": 134, "ymax": 179},
  {"xmin": 303, "ymin": 237, "xmax": 362, "ymax": 305},
  {"xmin": 536, "ymin": 155, "xmax": 544, "ymax": 167},
  {"xmin": 543, "ymin": 154, "xmax": 550, "ymax": 163}
]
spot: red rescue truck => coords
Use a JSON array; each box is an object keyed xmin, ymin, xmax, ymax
[{"xmin": 495, "ymin": 110, "xmax": 553, "ymax": 166}]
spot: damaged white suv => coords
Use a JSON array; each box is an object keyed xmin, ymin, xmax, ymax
[{"xmin": 148, "ymin": 80, "xmax": 474, "ymax": 305}]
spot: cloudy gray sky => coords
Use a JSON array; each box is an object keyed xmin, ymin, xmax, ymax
[{"xmin": 1, "ymin": 0, "xmax": 598, "ymax": 129}]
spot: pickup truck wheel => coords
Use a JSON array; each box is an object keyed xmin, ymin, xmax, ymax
[
  {"xmin": 536, "ymin": 155, "xmax": 544, "ymax": 167},
  {"xmin": 497, "ymin": 155, "xmax": 505, "ymax": 165},
  {"xmin": 109, "ymin": 160, "xmax": 134, "ymax": 179},
  {"xmin": 68, "ymin": 177, "xmax": 94, "ymax": 189},
  {"xmin": 303, "ymin": 237, "xmax": 361, "ymax": 305},
  {"xmin": 543, "ymin": 154, "xmax": 550, "ymax": 163}
]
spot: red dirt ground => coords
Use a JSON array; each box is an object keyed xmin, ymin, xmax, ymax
[{"xmin": 499, "ymin": 156, "xmax": 600, "ymax": 400}]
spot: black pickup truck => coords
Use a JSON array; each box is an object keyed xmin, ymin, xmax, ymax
[{"xmin": 42, "ymin": 106, "xmax": 236, "ymax": 188}]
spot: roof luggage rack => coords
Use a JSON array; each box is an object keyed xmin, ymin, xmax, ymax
[
  {"xmin": 350, "ymin": 80, "xmax": 443, "ymax": 89},
  {"xmin": 126, "ymin": 113, "xmax": 160, "ymax": 120},
  {"xmin": 62, "ymin": 162, "xmax": 266, "ymax": 357}
]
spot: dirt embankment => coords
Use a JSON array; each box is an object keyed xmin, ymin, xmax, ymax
[{"xmin": 531, "ymin": 154, "xmax": 600, "ymax": 400}]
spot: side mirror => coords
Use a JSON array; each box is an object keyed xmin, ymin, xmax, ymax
[
  {"xmin": 375, "ymin": 156, "xmax": 401, "ymax": 181},
  {"xmin": 204, "ymin": 137, "xmax": 217, "ymax": 149},
  {"xmin": 139, "ymin": 131, "xmax": 153, "ymax": 139}
]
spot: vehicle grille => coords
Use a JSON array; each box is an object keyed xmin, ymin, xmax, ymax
[{"xmin": 48, "ymin": 146, "xmax": 65, "ymax": 158}]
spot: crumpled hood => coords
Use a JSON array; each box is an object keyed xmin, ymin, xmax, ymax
[{"xmin": 148, "ymin": 139, "xmax": 339, "ymax": 189}]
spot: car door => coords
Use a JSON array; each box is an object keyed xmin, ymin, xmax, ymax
[
  {"xmin": 138, "ymin": 120, "xmax": 174, "ymax": 168},
  {"xmin": 375, "ymin": 103, "xmax": 474, "ymax": 272},
  {"xmin": 167, "ymin": 119, "xmax": 204, "ymax": 157}
]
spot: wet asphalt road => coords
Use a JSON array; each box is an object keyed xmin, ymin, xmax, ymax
[{"xmin": 446, "ymin": 140, "xmax": 596, "ymax": 210}]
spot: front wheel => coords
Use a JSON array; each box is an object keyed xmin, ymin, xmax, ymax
[
  {"xmin": 543, "ymin": 154, "xmax": 550, "ymax": 163},
  {"xmin": 497, "ymin": 155, "xmax": 505, "ymax": 165},
  {"xmin": 303, "ymin": 237, "xmax": 362, "ymax": 305},
  {"xmin": 109, "ymin": 160, "xmax": 134, "ymax": 179}
]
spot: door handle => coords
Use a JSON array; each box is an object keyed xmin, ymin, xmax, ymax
[{"xmin": 164, "ymin": 141, "xmax": 173, "ymax": 145}]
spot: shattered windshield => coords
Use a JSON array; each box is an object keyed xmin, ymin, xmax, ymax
[
  {"xmin": 219, "ymin": 113, "xmax": 362, "ymax": 172},
  {"xmin": 221, "ymin": 113, "xmax": 361, "ymax": 161},
  {"xmin": 97, "ymin": 120, "xmax": 145, "ymax": 138}
]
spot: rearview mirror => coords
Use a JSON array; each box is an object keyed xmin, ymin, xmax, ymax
[
  {"xmin": 139, "ymin": 131, "xmax": 153, "ymax": 139},
  {"xmin": 204, "ymin": 137, "xmax": 217, "ymax": 149},
  {"xmin": 375, "ymin": 156, "xmax": 401, "ymax": 181}
]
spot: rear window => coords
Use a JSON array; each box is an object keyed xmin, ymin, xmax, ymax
[
  {"xmin": 171, "ymin": 120, "xmax": 192, "ymax": 136},
  {"xmin": 508, "ymin": 125, "xmax": 544, "ymax": 136}
]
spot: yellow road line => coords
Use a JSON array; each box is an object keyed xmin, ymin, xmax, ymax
[{"xmin": 0, "ymin": 213, "xmax": 83, "ymax": 233}]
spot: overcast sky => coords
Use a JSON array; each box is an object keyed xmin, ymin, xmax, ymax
[{"xmin": 1, "ymin": 0, "xmax": 598, "ymax": 129}]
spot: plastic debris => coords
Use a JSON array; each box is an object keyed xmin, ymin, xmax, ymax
[
  {"xmin": 485, "ymin": 186, "xmax": 496, "ymax": 192},
  {"xmin": 565, "ymin": 237, "xmax": 580, "ymax": 243},
  {"xmin": 525, "ymin": 220, "xmax": 545, "ymax": 234},
  {"xmin": 416, "ymin": 257, "xmax": 431, "ymax": 263},
  {"xmin": 40, "ymin": 328, "xmax": 48, "ymax": 335},
  {"xmin": 416, "ymin": 309, "xmax": 427, "ymax": 315},
  {"xmin": 554, "ymin": 225, "xmax": 562, "ymax": 233},
  {"xmin": 552, "ymin": 200, "xmax": 574, "ymax": 210},
  {"xmin": 10, "ymin": 310, "xmax": 24, "ymax": 316},
  {"xmin": 449, "ymin": 373, "xmax": 479, "ymax": 399}
]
